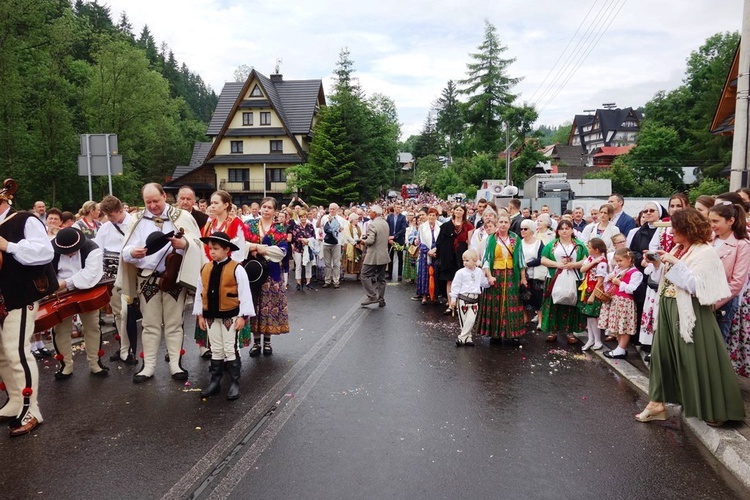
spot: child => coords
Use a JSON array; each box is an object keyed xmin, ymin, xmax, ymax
[
  {"xmin": 449, "ymin": 249, "xmax": 490, "ymax": 346},
  {"xmin": 193, "ymin": 232, "xmax": 255, "ymax": 400},
  {"xmin": 599, "ymin": 247, "xmax": 643, "ymax": 359},
  {"xmin": 577, "ymin": 238, "xmax": 609, "ymax": 351}
]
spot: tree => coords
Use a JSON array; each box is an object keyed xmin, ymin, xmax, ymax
[
  {"xmin": 688, "ymin": 177, "xmax": 729, "ymax": 203},
  {"xmin": 629, "ymin": 123, "xmax": 687, "ymax": 189},
  {"xmin": 585, "ymin": 157, "xmax": 640, "ymax": 196},
  {"xmin": 550, "ymin": 122, "xmax": 573, "ymax": 145},
  {"xmin": 510, "ymin": 138, "xmax": 547, "ymax": 186},
  {"xmin": 233, "ymin": 64, "xmax": 253, "ymax": 83},
  {"xmin": 413, "ymin": 114, "xmax": 441, "ymax": 160},
  {"xmin": 459, "ymin": 19, "xmax": 521, "ymax": 153},
  {"xmin": 435, "ymin": 80, "xmax": 464, "ymax": 159}
]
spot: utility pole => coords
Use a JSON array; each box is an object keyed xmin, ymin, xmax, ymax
[{"xmin": 730, "ymin": 0, "xmax": 750, "ymax": 190}]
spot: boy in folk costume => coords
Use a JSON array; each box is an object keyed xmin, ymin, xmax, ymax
[
  {"xmin": 450, "ymin": 249, "xmax": 490, "ymax": 346},
  {"xmin": 193, "ymin": 232, "xmax": 255, "ymax": 400}
]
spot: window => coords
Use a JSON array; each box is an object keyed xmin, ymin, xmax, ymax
[
  {"xmin": 242, "ymin": 112, "xmax": 253, "ymax": 126},
  {"xmin": 267, "ymin": 168, "xmax": 287, "ymax": 182},
  {"xmin": 228, "ymin": 168, "xmax": 249, "ymax": 182},
  {"xmin": 260, "ymin": 112, "xmax": 271, "ymax": 126},
  {"xmin": 230, "ymin": 141, "xmax": 243, "ymax": 153},
  {"xmin": 250, "ymin": 84, "xmax": 263, "ymax": 97},
  {"xmin": 270, "ymin": 140, "xmax": 283, "ymax": 153}
]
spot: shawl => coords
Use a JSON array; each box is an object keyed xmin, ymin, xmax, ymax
[
  {"xmin": 654, "ymin": 243, "xmax": 731, "ymax": 343},
  {"xmin": 417, "ymin": 221, "xmax": 441, "ymax": 263},
  {"xmin": 344, "ymin": 222, "xmax": 362, "ymax": 261},
  {"xmin": 540, "ymin": 238, "xmax": 589, "ymax": 279},
  {"xmin": 482, "ymin": 231, "xmax": 524, "ymax": 283},
  {"xmin": 245, "ymin": 219, "xmax": 288, "ymax": 281}
]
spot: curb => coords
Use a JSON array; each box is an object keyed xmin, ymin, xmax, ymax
[{"xmin": 576, "ymin": 333, "xmax": 750, "ymax": 492}]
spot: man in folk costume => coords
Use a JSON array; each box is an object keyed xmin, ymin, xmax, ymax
[
  {"xmin": 95, "ymin": 195, "xmax": 137, "ymax": 365},
  {"xmin": 0, "ymin": 183, "xmax": 56, "ymax": 436},
  {"xmin": 118, "ymin": 183, "xmax": 202, "ymax": 383},
  {"xmin": 51, "ymin": 227, "xmax": 109, "ymax": 379}
]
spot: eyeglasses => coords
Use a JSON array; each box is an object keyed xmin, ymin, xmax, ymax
[
  {"xmin": 613, "ymin": 240, "xmax": 626, "ymax": 245},
  {"xmin": 520, "ymin": 228, "xmax": 529, "ymax": 231},
  {"xmin": 643, "ymin": 209, "xmax": 657, "ymax": 213}
]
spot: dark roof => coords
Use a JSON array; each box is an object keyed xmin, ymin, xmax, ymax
[
  {"xmin": 223, "ymin": 127, "xmax": 287, "ymax": 137},
  {"xmin": 206, "ymin": 153, "xmax": 303, "ymax": 165},
  {"xmin": 551, "ymin": 144, "xmax": 585, "ymax": 168},
  {"xmin": 207, "ymin": 82, "xmax": 244, "ymax": 136},
  {"xmin": 596, "ymin": 108, "xmax": 641, "ymax": 144},
  {"xmin": 274, "ymin": 79, "xmax": 324, "ymax": 134},
  {"xmin": 171, "ymin": 142, "xmax": 212, "ymax": 179},
  {"xmin": 238, "ymin": 99, "xmax": 270, "ymax": 108}
]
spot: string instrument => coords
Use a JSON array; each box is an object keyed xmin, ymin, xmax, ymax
[
  {"xmin": 159, "ymin": 227, "xmax": 185, "ymax": 292},
  {"xmin": 0, "ymin": 178, "xmax": 19, "ymax": 270},
  {"xmin": 34, "ymin": 280, "xmax": 113, "ymax": 332}
]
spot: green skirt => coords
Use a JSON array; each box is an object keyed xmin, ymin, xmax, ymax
[{"xmin": 649, "ymin": 296, "xmax": 745, "ymax": 421}]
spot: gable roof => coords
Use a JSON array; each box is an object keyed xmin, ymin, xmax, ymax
[
  {"xmin": 551, "ymin": 144, "xmax": 585, "ymax": 167},
  {"xmin": 207, "ymin": 83, "xmax": 244, "ymax": 136},
  {"xmin": 171, "ymin": 142, "xmax": 212, "ymax": 179},
  {"xmin": 711, "ymin": 41, "xmax": 740, "ymax": 135},
  {"xmin": 592, "ymin": 145, "xmax": 635, "ymax": 157}
]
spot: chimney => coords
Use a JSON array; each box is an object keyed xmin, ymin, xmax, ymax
[{"xmin": 271, "ymin": 73, "xmax": 283, "ymax": 83}]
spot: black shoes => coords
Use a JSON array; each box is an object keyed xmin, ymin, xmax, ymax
[
  {"xmin": 378, "ymin": 300, "xmax": 386, "ymax": 307},
  {"xmin": 248, "ymin": 344, "xmax": 261, "ymax": 357},
  {"xmin": 171, "ymin": 370, "xmax": 189, "ymax": 381},
  {"xmin": 133, "ymin": 374, "xmax": 153, "ymax": 384},
  {"xmin": 263, "ymin": 342, "xmax": 273, "ymax": 356},
  {"xmin": 603, "ymin": 350, "xmax": 628, "ymax": 359},
  {"xmin": 54, "ymin": 371, "xmax": 72, "ymax": 381}
]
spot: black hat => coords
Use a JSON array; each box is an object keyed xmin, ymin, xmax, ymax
[
  {"xmin": 52, "ymin": 227, "xmax": 86, "ymax": 254},
  {"xmin": 199, "ymin": 231, "xmax": 240, "ymax": 252},
  {"xmin": 243, "ymin": 256, "xmax": 269, "ymax": 297},
  {"xmin": 144, "ymin": 230, "xmax": 175, "ymax": 256}
]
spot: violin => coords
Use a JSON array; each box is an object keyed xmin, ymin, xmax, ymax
[
  {"xmin": 35, "ymin": 280, "xmax": 113, "ymax": 332},
  {"xmin": 0, "ymin": 178, "xmax": 19, "ymax": 270},
  {"xmin": 159, "ymin": 227, "xmax": 185, "ymax": 292}
]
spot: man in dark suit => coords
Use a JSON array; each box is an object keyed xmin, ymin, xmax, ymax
[
  {"xmin": 608, "ymin": 193, "xmax": 636, "ymax": 236},
  {"xmin": 386, "ymin": 204, "xmax": 408, "ymax": 281},
  {"xmin": 177, "ymin": 185, "xmax": 208, "ymax": 230},
  {"xmin": 361, "ymin": 205, "xmax": 391, "ymax": 307}
]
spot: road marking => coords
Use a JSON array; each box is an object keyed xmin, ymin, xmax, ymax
[{"xmin": 162, "ymin": 298, "xmax": 368, "ymax": 500}]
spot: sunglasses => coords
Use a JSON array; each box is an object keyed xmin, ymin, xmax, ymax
[
  {"xmin": 643, "ymin": 209, "xmax": 657, "ymax": 213},
  {"xmin": 520, "ymin": 228, "xmax": 529, "ymax": 231}
]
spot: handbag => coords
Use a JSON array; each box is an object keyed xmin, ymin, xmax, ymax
[
  {"xmin": 407, "ymin": 244, "xmax": 419, "ymax": 257},
  {"xmin": 551, "ymin": 269, "xmax": 578, "ymax": 306},
  {"xmin": 646, "ymin": 273, "xmax": 659, "ymax": 291}
]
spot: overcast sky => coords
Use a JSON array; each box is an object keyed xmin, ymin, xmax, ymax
[{"xmin": 105, "ymin": 0, "xmax": 743, "ymax": 139}]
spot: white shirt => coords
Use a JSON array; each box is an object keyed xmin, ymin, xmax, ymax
[
  {"xmin": 320, "ymin": 214, "xmax": 348, "ymax": 245},
  {"xmin": 450, "ymin": 266, "xmax": 489, "ymax": 300},
  {"xmin": 57, "ymin": 246, "xmax": 104, "ymax": 291},
  {"xmin": 193, "ymin": 258, "xmax": 256, "ymax": 318},
  {"xmin": 122, "ymin": 209, "xmax": 181, "ymax": 273},
  {"xmin": 0, "ymin": 206, "xmax": 54, "ymax": 266},
  {"xmin": 94, "ymin": 212, "xmax": 133, "ymax": 254}
]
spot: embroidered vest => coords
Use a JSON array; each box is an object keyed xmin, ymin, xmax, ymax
[{"xmin": 200, "ymin": 259, "xmax": 240, "ymax": 318}]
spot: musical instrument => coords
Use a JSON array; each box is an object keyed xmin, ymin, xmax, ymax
[
  {"xmin": 159, "ymin": 227, "xmax": 185, "ymax": 292},
  {"xmin": 34, "ymin": 280, "xmax": 113, "ymax": 332},
  {"xmin": 0, "ymin": 178, "xmax": 19, "ymax": 270}
]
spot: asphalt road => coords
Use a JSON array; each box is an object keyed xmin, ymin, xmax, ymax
[{"xmin": 0, "ymin": 279, "xmax": 745, "ymax": 500}]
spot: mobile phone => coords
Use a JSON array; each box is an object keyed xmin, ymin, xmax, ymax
[{"xmin": 646, "ymin": 252, "xmax": 660, "ymax": 262}]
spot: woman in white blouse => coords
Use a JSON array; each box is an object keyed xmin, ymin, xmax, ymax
[{"xmin": 580, "ymin": 204, "xmax": 621, "ymax": 249}]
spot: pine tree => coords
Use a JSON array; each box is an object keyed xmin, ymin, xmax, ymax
[{"xmin": 435, "ymin": 80, "xmax": 464, "ymax": 159}]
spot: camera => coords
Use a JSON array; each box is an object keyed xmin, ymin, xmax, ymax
[{"xmin": 645, "ymin": 252, "xmax": 660, "ymax": 262}]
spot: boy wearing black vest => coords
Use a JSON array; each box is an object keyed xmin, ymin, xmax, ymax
[
  {"xmin": 51, "ymin": 227, "xmax": 108, "ymax": 379},
  {"xmin": 193, "ymin": 232, "xmax": 254, "ymax": 400}
]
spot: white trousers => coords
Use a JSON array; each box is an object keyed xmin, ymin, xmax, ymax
[
  {"xmin": 457, "ymin": 297, "xmax": 479, "ymax": 344},
  {"xmin": 293, "ymin": 251, "xmax": 313, "ymax": 281},
  {"xmin": 206, "ymin": 317, "xmax": 240, "ymax": 361},
  {"xmin": 53, "ymin": 310, "xmax": 102, "ymax": 374},
  {"xmin": 0, "ymin": 304, "xmax": 42, "ymax": 422},
  {"xmin": 137, "ymin": 277, "xmax": 187, "ymax": 377}
]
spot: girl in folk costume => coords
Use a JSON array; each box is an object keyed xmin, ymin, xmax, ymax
[
  {"xmin": 477, "ymin": 215, "xmax": 527, "ymax": 342},
  {"xmin": 341, "ymin": 213, "xmax": 364, "ymax": 278},
  {"xmin": 245, "ymin": 197, "xmax": 289, "ymax": 357},
  {"xmin": 540, "ymin": 219, "xmax": 589, "ymax": 344},
  {"xmin": 416, "ymin": 208, "xmax": 441, "ymax": 305},
  {"xmin": 599, "ymin": 248, "xmax": 643, "ymax": 359},
  {"xmin": 577, "ymin": 238, "xmax": 609, "ymax": 351},
  {"xmin": 725, "ymin": 199, "xmax": 750, "ymax": 377},
  {"xmin": 402, "ymin": 215, "xmax": 419, "ymax": 284},
  {"xmin": 194, "ymin": 232, "xmax": 255, "ymax": 400},
  {"xmin": 73, "ymin": 200, "xmax": 101, "ymax": 239},
  {"xmin": 637, "ymin": 208, "xmax": 745, "ymax": 426},
  {"xmin": 195, "ymin": 191, "xmax": 248, "ymax": 358},
  {"xmin": 450, "ymin": 249, "xmax": 489, "ymax": 346},
  {"xmin": 468, "ymin": 207, "xmax": 497, "ymax": 271},
  {"xmin": 649, "ymin": 193, "xmax": 689, "ymax": 254}
]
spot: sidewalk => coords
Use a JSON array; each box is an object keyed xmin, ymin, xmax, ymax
[{"xmin": 578, "ymin": 333, "xmax": 750, "ymax": 492}]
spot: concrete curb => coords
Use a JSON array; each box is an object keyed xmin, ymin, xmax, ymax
[{"xmin": 576, "ymin": 333, "xmax": 750, "ymax": 492}]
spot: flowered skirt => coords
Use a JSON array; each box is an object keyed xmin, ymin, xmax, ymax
[
  {"xmin": 728, "ymin": 280, "xmax": 750, "ymax": 377},
  {"xmin": 476, "ymin": 268, "xmax": 526, "ymax": 339},
  {"xmin": 247, "ymin": 278, "xmax": 289, "ymax": 337},
  {"xmin": 639, "ymin": 287, "xmax": 658, "ymax": 346},
  {"xmin": 540, "ymin": 278, "xmax": 586, "ymax": 333},
  {"xmin": 403, "ymin": 254, "xmax": 417, "ymax": 282},
  {"xmin": 598, "ymin": 295, "xmax": 636, "ymax": 336}
]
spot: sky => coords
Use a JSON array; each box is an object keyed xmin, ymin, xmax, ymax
[{"xmin": 105, "ymin": 0, "xmax": 744, "ymax": 139}]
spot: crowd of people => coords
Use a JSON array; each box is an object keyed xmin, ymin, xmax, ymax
[{"xmin": 1, "ymin": 184, "xmax": 749, "ymax": 437}]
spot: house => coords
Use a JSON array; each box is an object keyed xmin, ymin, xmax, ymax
[
  {"xmin": 167, "ymin": 70, "xmax": 326, "ymax": 205},
  {"xmin": 568, "ymin": 107, "xmax": 642, "ymax": 154},
  {"xmin": 589, "ymin": 145, "xmax": 635, "ymax": 167},
  {"xmin": 710, "ymin": 42, "xmax": 740, "ymax": 136}
]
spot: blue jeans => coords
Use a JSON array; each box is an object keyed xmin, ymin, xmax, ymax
[{"xmin": 716, "ymin": 296, "xmax": 739, "ymax": 343}]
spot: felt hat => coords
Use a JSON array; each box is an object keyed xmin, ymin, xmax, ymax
[
  {"xmin": 243, "ymin": 256, "xmax": 269, "ymax": 297},
  {"xmin": 199, "ymin": 231, "xmax": 239, "ymax": 252},
  {"xmin": 52, "ymin": 227, "xmax": 86, "ymax": 254},
  {"xmin": 144, "ymin": 230, "xmax": 175, "ymax": 255}
]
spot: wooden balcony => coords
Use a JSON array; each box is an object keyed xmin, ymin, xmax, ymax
[{"xmin": 219, "ymin": 179, "xmax": 288, "ymax": 193}]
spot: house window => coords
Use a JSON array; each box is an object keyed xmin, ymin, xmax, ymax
[
  {"xmin": 250, "ymin": 84, "xmax": 263, "ymax": 97},
  {"xmin": 270, "ymin": 140, "xmax": 283, "ymax": 153},
  {"xmin": 242, "ymin": 112, "xmax": 253, "ymax": 126},
  {"xmin": 267, "ymin": 168, "xmax": 287, "ymax": 182},
  {"xmin": 230, "ymin": 141, "xmax": 243, "ymax": 153},
  {"xmin": 260, "ymin": 112, "xmax": 271, "ymax": 126},
  {"xmin": 228, "ymin": 168, "xmax": 249, "ymax": 182}
]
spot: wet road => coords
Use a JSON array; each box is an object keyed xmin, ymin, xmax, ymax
[{"xmin": 0, "ymin": 279, "xmax": 745, "ymax": 499}]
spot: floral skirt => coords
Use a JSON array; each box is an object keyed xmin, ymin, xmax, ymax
[
  {"xmin": 403, "ymin": 255, "xmax": 417, "ymax": 281},
  {"xmin": 248, "ymin": 278, "xmax": 289, "ymax": 337},
  {"xmin": 598, "ymin": 296, "xmax": 636, "ymax": 336},
  {"xmin": 540, "ymin": 277, "xmax": 585, "ymax": 333},
  {"xmin": 639, "ymin": 287, "xmax": 658, "ymax": 345},
  {"xmin": 728, "ymin": 281, "xmax": 750, "ymax": 377},
  {"xmin": 476, "ymin": 268, "xmax": 525, "ymax": 339}
]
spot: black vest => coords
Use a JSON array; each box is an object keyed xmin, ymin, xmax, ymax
[
  {"xmin": 0, "ymin": 210, "xmax": 57, "ymax": 310},
  {"xmin": 52, "ymin": 239, "xmax": 98, "ymax": 274}
]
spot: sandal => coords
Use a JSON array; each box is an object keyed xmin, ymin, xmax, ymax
[
  {"xmin": 421, "ymin": 298, "xmax": 428, "ymax": 305},
  {"xmin": 248, "ymin": 344, "xmax": 261, "ymax": 358},
  {"xmin": 546, "ymin": 334, "xmax": 557, "ymax": 342},
  {"xmin": 635, "ymin": 407, "xmax": 667, "ymax": 423},
  {"xmin": 567, "ymin": 334, "xmax": 579, "ymax": 345},
  {"xmin": 443, "ymin": 308, "xmax": 453, "ymax": 316},
  {"xmin": 263, "ymin": 341, "xmax": 273, "ymax": 356}
]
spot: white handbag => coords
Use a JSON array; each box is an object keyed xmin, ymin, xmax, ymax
[{"xmin": 551, "ymin": 269, "xmax": 578, "ymax": 306}]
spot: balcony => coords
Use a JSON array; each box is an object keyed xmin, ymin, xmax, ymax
[{"xmin": 219, "ymin": 179, "xmax": 288, "ymax": 193}]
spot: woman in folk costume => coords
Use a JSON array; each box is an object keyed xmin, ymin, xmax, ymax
[
  {"xmin": 636, "ymin": 208, "xmax": 745, "ymax": 426},
  {"xmin": 435, "ymin": 204, "xmax": 474, "ymax": 315},
  {"xmin": 476, "ymin": 214, "xmax": 527, "ymax": 342},
  {"xmin": 539, "ymin": 219, "xmax": 589, "ymax": 344},
  {"xmin": 648, "ymin": 193, "xmax": 689, "ymax": 253},
  {"xmin": 244, "ymin": 197, "xmax": 289, "ymax": 357},
  {"xmin": 194, "ymin": 191, "xmax": 247, "ymax": 358},
  {"xmin": 341, "ymin": 213, "xmax": 364, "ymax": 277},
  {"xmin": 73, "ymin": 200, "xmax": 101, "ymax": 239},
  {"xmin": 402, "ymin": 214, "xmax": 419, "ymax": 284},
  {"xmin": 416, "ymin": 207, "xmax": 441, "ymax": 305}
]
